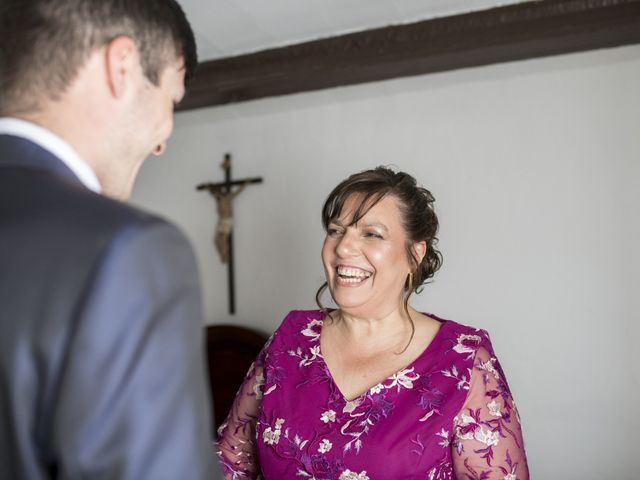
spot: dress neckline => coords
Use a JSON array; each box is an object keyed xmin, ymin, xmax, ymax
[{"xmin": 314, "ymin": 312, "xmax": 449, "ymax": 403}]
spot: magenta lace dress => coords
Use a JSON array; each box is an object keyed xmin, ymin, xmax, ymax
[{"xmin": 217, "ymin": 310, "xmax": 528, "ymax": 479}]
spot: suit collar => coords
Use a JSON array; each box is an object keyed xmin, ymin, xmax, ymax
[
  {"xmin": 0, "ymin": 134, "xmax": 85, "ymax": 187},
  {"xmin": 0, "ymin": 118, "xmax": 101, "ymax": 192}
]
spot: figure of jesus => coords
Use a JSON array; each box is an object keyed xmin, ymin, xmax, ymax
[
  {"xmin": 208, "ymin": 184, "xmax": 246, "ymax": 263},
  {"xmin": 204, "ymin": 157, "xmax": 248, "ymax": 263}
]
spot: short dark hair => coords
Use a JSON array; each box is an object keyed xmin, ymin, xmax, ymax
[
  {"xmin": 316, "ymin": 167, "xmax": 443, "ymax": 350},
  {"xmin": 0, "ymin": 0, "xmax": 198, "ymax": 115}
]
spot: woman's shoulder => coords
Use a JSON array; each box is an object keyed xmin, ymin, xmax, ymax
[
  {"xmin": 279, "ymin": 309, "xmax": 324, "ymax": 327},
  {"xmin": 269, "ymin": 309, "xmax": 325, "ymax": 342},
  {"xmin": 426, "ymin": 312, "xmax": 495, "ymax": 353},
  {"xmin": 254, "ymin": 310, "xmax": 323, "ymax": 362}
]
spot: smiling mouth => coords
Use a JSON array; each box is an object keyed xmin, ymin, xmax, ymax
[{"xmin": 336, "ymin": 266, "xmax": 372, "ymax": 285}]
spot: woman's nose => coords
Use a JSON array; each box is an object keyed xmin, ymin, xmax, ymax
[{"xmin": 336, "ymin": 231, "xmax": 358, "ymax": 257}]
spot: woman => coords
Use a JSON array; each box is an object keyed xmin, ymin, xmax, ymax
[{"xmin": 217, "ymin": 167, "xmax": 529, "ymax": 479}]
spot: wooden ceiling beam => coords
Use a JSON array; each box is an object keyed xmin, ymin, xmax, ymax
[{"xmin": 179, "ymin": 0, "xmax": 640, "ymax": 111}]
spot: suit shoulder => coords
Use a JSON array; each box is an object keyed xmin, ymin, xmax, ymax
[
  {"xmin": 81, "ymin": 194, "xmax": 196, "ymax": 274},
  {"xmin": 50, "ymin": 180, "xmax": 183, "ymax": 244},
  {"xmin": 69, "ymin": 187, "xmax": 165, "ymax": 231},
  {"xmin": 3, "ymin": 172, "xmax": 190, "ymax": 264}
]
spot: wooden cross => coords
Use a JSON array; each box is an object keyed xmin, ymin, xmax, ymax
[{"xmin": 196, "ymin": 153, "xmax": 263, "ymax": 314}]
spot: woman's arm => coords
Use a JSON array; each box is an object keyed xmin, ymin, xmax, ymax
[
  {"xmin": 452, "ymin": 346, "xmax": 529, "ymax": 479},
  {"xmin": 216, "ymin": 350, "xmax": 266, "ymax": 479}
]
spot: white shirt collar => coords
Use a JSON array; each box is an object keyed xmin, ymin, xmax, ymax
[{"xmin": 0, "ymin": 117, "xmax": 102, "ymax": 193}]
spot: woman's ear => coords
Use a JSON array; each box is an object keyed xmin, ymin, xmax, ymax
[{"xmin": 412, "ymin": 241, "xmax": 427, "ymax": 266}]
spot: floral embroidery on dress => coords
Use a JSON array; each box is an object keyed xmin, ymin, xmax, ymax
[
  {"xmin": 452, "ymin": 333, "xmax": 482, "ymax": 358},
  {"xmin": 262, "ymin": 420, "xmax": 360, "ymax": 480},
  {"xmin": 289, "ymin": 345, "xmax": 322, "ymax": 367},
  {"xmin": 441, "ymin": 364, "xmax": 471, "ymax": 391},
  {"xmin": 252, "ymin": 373, "xmax": 265, "ymax": 399},
  {"xmin": 487, "ymin": 399, "xmax": 503, "ymax": 417},
  {"xmin": 476, "ymin": 356, "xmax": 501, "ymax": 381},
  {"xmin": 262, "ymin": 418, "xmax": 285, "ymax": 445},
  {"xmin": 436, "ymin": 428, "xmax": 451, "ymax": 448},
  {"xmin": 498, "ymin": 451, "xmax": 521, "ymax": 480},
  {"xmin": 342, "ymin": 398, "xmax": 361, "ymax": 414},
  {"xmin": 295, "ymin": 456, "xmax": 345, "ymax": 479},
  {"xmin": 427, "ymin": 453, "xmax": 453, "ymax": 480},
  {"xmin": 339, "ymin": 469, "xmax": 369, "ymax": 480},
  {"xmin": 455, "ymin": 410, "xmax": 500, "ymax": 452},
  {"xmin": 340, "ymin": 392, "xmax": 395, "ymax": 453},
  {"xmin": 369, "ymin": 367, "xmax": 420, "ymax": 394},
  {"xmin": 318, "ymin": 439, "xmax": 333, "ymax": 453},
  {"xmin": 321, "ymin": 410, "xmax": 337, "ymax": 423},
  {"xmin": 301, "ymin": 319, "xmax": 324, "ymax": 342},
  {"xmin": 289, "ymin": 318, "xmax": 325, "ymax": 368},
  {"xmin": 417, "ymin": 372, "xmax": 445, "ymax": 422}
]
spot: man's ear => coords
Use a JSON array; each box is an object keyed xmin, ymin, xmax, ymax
[
  {"xmin": 104, "ymin": 36, "xmax": 138, "ymax": 99},
  {"xmin": 412, "ymin": 241, "xmax": 427, "ymax": 266}
]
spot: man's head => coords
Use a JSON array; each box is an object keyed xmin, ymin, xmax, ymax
[
  {"xmin": 0, "ymin": 0, "xmax": 197, "ymax": 115},
  {"xmin": 0, "ymin": 0, "xmax": 198, "ymax": 199}
]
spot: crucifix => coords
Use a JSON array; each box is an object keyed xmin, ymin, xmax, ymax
[{"xmin": 196, "ymin": 153, "xmax": 263, "ymax": 314}]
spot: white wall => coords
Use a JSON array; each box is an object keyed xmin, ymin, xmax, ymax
[{"xmin": 132, "ymin": 45, "xmax": 640, "ymax": 479}]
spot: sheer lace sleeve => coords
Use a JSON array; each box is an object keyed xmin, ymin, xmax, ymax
[
  {"xmin": 452, "ymin": 345, "xmax": 529, "ymax": 480},
  {"xmin": 216, "ymin": 347, "xmax": 267, "ymax": 479}
]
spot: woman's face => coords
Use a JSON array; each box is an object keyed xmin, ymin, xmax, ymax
[{"xmin": 322, "ymin": 194, "xmax": 423, "ymax": 318}]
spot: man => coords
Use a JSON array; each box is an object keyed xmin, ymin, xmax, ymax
[{"xmin": 0, "ymin": 1, "xmax": 216, "ymax": 478}]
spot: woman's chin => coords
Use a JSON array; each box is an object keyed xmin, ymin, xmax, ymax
[
  {"xmin": 332, "ymin": 297, "xmax": 375, "ymax": 318},
  {"xmin": 331, "ymin": 288, "xmax": 368, "ymax": 309}
]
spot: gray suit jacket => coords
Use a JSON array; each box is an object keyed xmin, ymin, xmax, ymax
[{"xmin": 0, "ymin": 135, "xmax": 216, "ymax": 479}]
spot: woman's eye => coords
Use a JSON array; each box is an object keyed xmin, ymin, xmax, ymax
[
  {"xmin": 327, "ymin": 228, "xmax": 343, "ymax": 236},
  {"xmin": 364, "ymin": 232, "xmax": 383, "ymax": 239}
]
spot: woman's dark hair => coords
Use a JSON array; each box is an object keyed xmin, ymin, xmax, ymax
[{"xmin": 316, "ymin": 166, "xmax": 443, "ymax": 352}]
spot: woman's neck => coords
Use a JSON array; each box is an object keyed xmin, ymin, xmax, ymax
[{"xmin": 331, "ymin": 305, "xmax": 415, "ymax": 353}]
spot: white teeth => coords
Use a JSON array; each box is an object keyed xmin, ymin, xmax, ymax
[
  {"xmin": 336, "ymin": 266, "xmax": 372, "ymax": 279},
  {"xmin": 339, "ymin": 276, "xmax": 367, "ymax": 284}
]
